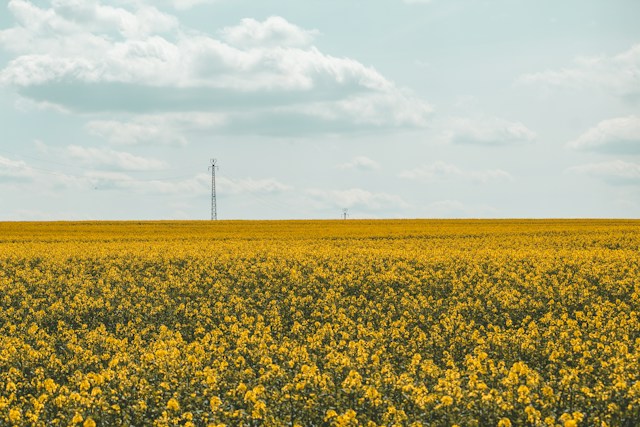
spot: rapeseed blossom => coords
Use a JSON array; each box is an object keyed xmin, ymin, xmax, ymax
[{"xmin": 0, "ymin": 219, "xmax": 638, "ymax": 425}]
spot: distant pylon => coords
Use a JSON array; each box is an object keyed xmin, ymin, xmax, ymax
[
  {"xmin": 342, "ymin": 208, "xmax": 349, "ymax": 220},
  {"xmin": 209, "ymin": 159, "xmax": 218, "ymax": 220}
]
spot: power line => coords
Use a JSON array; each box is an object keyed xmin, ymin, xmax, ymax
[{"xmin": 216, "ymin": 169, "xmax": 319, "ymax": 218}]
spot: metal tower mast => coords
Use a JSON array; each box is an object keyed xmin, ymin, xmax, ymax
[{"xmin": 209, "ymin": 159, "xmax": 218, "ymax": 220}]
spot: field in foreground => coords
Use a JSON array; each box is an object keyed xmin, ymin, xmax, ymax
[{"xmin": 0, "ymin": 219, "xmax": 639, "ymax": 427}]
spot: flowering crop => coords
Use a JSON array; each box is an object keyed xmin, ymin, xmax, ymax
[{"xmin": 0, "ymin": 219, "xmax": 639, "ymax": 426}]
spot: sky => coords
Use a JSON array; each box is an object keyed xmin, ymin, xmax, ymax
[{"xmin": 0, "ymin": 0, "xmax": 639, "ymax": 220}]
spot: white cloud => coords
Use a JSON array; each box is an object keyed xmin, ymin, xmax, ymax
[
  {"xmin": 84, "ymin": 171, "xmax": 293, "ymax": 196},
  {"xmin": 399, "ymin": 161, "xmax": 513, "ymax": 183},
  {"xmin": 14, "ymin": 94, "xmax": 73, "ymax": 114},
  {"xmin": 221, "ymin": 16, "xmax": 319, "ymax": 48},
  {"xmin": 0, "ymin": 35, "xmax": 391, "ymax": 93},
  {"xmin": 0, "ymin": 0, "xmax": 177, "ymax": 51},
  {"xmin": 0, "ymin": 154, "xmax": 84, "ymax": 189},
  {"xmin": 0, "ymin": 154, "xmax": 197, "ymax": 193},
  {"xmin": 309, "ymin": 90, "xmax": 432, "ymax": 128},
  {"xmin": 167, "ymin": 0, "xmax": 217, "ymax": 10},
  {"xmin": 337, "ymin": 156, "xmax": 380, "ymax": 171},
  {"xmin": 519, "ymin": 44, "xmax": 640, "ymax": 101},
  {"xmin": 306, "ymin": 188, "xmax": 409, "ymax": 210},
  {"xmin": 1, "ymin": 151, "xmax": 292, "ymax": 199},
  {"xmin": 67, "ymin": 145, "xmax": 167, "ymax": 171},
  {"xmin": 567, "ymin": 160, "xmax": 640, "ymax": 185},
  {"xmin": 0, "ymin": 1, "xmax": 432, "ymax": 135},
  {"xmin": 123, "ymin": 173, "xmax": 209, "ymax": 194},
  {"xmin": 219, "ymin": 176, "xmax": 292, "ymax": 195},
  {"xmin": 84, "ymin": 92, "xmax": 431, "ymax": 141},
  {"xmin": 0, "ymin": 3, "xmax": 376, "ymax": 91},
  {"xmin": 444, "ymin": 116, "xmax": 536, "ymax": 146},
  {"xmin": 400, "ymin": 161, "xmax": 462, "ymax": 180},
  {"xmin": 0, "ymin": 155, "xmax": 36, "ymax": 182},
  {"xmin": 86, "ymin": 115, "xmax": 209, "ymax": 145},
  {"xmin": 569, "ymin": 115, "xmax": 640, "ymax": 154}
]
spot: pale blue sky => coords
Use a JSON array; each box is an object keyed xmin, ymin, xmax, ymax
[{"xmin": 1, "ymin": 0, "xmax": 639, "ymax": 220}]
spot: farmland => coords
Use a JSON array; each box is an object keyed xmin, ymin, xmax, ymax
[{"xmin": 0, "ymin": 220, "xmax": 639, "ymax": 426}]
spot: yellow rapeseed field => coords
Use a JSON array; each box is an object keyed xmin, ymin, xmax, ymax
[{"xmin": 0, "ymin": 219, "xmax": 639, "ymax": 426}]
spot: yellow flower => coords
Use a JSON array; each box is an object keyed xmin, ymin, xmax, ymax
[
  {"xmin": 71, "ymin": 412, "xmax": 83, "ymax": 424},
  {"xmin": 1, "ymin": 219, "xmax": 639, "ymax": 425},
  {"xmin": 335, "ymin": 409, "xmax": 358, "ymax": 427},
  {"xmin": 325, "ymin": 409, "xmax": 338, "ymax": 421},
  {"xmin": 167, "ymin": 398, "xmax": 180, "ymax": 411},
  {"xmin": 571, "ymin": 412, "xmax": 584, "ymax": 422},
  {"xmin": 9, "ymin": 409, "xmax": 21, "ymax": 423},
  {"xmin": 44, "ymin": 378, "xmax": 58, "ymax": 393},
  {"xmin": 210, "ymin": 396, "xmax": 222, "ymax": 412},
  {"xmin": 252, "ymin": 400, "xmax": 266, "ymax": 419}
]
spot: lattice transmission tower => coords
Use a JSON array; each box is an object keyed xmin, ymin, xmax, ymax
[{"xmin": 209, "ymin": 159, "xmax": 218, "ymax": 220}]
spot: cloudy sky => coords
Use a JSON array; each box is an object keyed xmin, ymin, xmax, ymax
[{"xmin": 1, "ymin": 0, "xmax": 639, "ymax": 220}]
